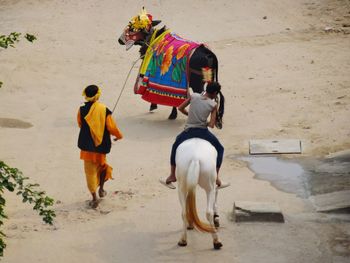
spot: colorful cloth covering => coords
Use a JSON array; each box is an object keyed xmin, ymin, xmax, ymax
[{"xmin": 137, "ymin": 30, "xmax": 201, "ymax": 107}]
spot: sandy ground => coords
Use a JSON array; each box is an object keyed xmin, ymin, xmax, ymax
[{"xmin": 0, "ymin": 0, "xmax": 350, "ymax": 262}]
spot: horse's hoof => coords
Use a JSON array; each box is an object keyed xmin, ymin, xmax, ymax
[
  {"xmin": 187, "ymin": 225, "xmax": 194, "ymax": 230},
  {"xmin": 178, "ymin": 240, "xmax": 187, "ymax": 247},
  {"xmin": 149, "ymin": 104, "xmax": 158, "ymax": 111},
  {"xmin": 213, "ymin": 241, "xmax": 223, "ymax": 250}
]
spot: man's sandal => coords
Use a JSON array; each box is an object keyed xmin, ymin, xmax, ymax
[
  {"xmin": 217, "ymin": 181, "xmax": 230, "ymax": 190},
  {"xmin": 159, "ymin": 178, "xmax": 176, "ymax": 189}
]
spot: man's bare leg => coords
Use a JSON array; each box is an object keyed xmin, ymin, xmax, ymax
[
  {"xmin": 90, "ymin": 192, "xmax": 98, "ymax": 208},
  {"xmin": 98, "ymin": 169, "xmax": 107, "ymax": 198},
  {"xmin": 216, "ymin": 167, "xmax": 230, "ymax": 189},
  {"xmin": 160, "ymin": 165, "xmax": 177, "ymax": 189},
  {"xmin": 166, "ymin": 165, "xmax": 176, "ymax": 184}
]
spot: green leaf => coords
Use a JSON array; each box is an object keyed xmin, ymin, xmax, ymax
[
  {"xmin": 25, "ymin": 33, "xmax": 36, "ymax": 43},
  {"xmin": 0, "ymin": 32, "xmax": 21, "ymax": 49},
  {"xmin": 0, "ymin": 238, "xmax": 6, "ymax": 257},
  {"xmin": 4, "ymin": 181, "xmax": 15, "ymax": 192}
]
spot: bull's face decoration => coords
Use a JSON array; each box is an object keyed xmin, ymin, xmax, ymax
[
  {"xmin": 118, "ymin": 8, "xmax": 161, "ymax": 50},
  {"xmin": 118, "ymin": 26, "xmax": 147, "ymax": 50}
]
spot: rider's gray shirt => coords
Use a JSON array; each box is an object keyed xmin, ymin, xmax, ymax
[{"xmin": 184, "ymin": 93, "xmax": 217, "ymax": 130}]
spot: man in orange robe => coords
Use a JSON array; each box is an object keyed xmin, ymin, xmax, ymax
[{"xmin": 77, "ymin": 85, "xmax": 123, "ymax": 208}]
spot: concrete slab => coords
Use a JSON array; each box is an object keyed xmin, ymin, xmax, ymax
[
  {"xmin": 249, "ymin": 139, "xmax": 302, "ymax": 155},
  {"xmin": 309, "ymin": 190, "xmax": 350, "ymax": 212},
  {"xmin": 326, "ymin": 149, "xmax": 350, "ymax": 161},
  {"xmin": 233, "ymin": 201, "xmax": 285, "ymax": 223}
]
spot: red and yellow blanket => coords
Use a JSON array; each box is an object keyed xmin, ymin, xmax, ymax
[{"xmin": 136, "ymin": 30, "xmax": 200, "ymax": 107}]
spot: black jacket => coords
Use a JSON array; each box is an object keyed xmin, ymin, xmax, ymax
[{"xmin": 78, "ymin": 102, "xmax": 112, "ymax": 154}]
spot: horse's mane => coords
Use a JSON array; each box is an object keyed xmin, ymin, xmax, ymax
[{"xmin": 139, "ymin": 26, "xmax": 167, "ymax": 57}]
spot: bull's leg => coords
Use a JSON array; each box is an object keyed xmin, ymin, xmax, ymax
[
  {"xmin": 149, "ymin": 103, "xmax": 158, "ymax": 111},
  {"xmin": 168, "ymin": 107, "xmax": 177, "ymax": 120}
]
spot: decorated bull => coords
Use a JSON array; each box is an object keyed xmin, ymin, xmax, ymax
[{"xmin": 118, "ymin": 8, "xmax": 220, "ymax": 124}]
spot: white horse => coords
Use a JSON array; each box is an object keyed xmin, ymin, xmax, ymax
[{"xmin": 175, "ymin": 138, "xmax": 223, "ymax": 249}]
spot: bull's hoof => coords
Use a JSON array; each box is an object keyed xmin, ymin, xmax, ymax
[
  {"xmin": 178, "ymin": 240, "xmax": 187, "ymax": 247},
  {"xmin": 149, "ymin": 104, "xmax": 158, "ymax": 111},
  {"xmin": 168, "ymin": 108, "xmax": 177, "ymax": 120},
  {"xmin": 213, "ymin": 241, "xmax": 223, "ymax": 250}
]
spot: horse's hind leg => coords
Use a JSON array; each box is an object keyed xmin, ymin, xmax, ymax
[
  {"xmin": 213, "ymin": 188, "xmax": 220, "ymax": 228},
  {"xmin": 178, "ymin": 188, "xmax": 188, "ymax": 247},
  {"xmin": 206, "ymin": 189, "xmax": 222, "ymax": 249}
]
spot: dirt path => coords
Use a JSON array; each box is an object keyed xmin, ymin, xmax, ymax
[{"xmin": 0, "ymin": 0, "xmax": 349, "ymax": 262}]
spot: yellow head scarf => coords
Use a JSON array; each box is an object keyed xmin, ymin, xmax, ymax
[{"xmin": 82, "ymin": 86, "xmax": 101, "ymax": 102}]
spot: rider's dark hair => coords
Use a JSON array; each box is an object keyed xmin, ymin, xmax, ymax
[
  {"xmin": 206, "ymin": 82, "xmax": 221, "ymax": 94},
  {"xmin": 206, "ymin": 82, "xmax": 225, "ymax": 128},
  {"xmin": 84, "ymin": 85, "xmax": 99, "ymax": 98}
]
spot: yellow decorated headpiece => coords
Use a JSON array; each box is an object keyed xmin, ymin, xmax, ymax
[
  {"xmin": 82, "ymin": 86, "xmax": 101, "ymax": 102},
  {"xmin": 129, "ymin": 7, "xmax": 152, "ymax": 31}
]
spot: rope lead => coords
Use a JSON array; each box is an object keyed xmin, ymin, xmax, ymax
[{"xmin": 111, "ymin": 57, "xmax": 143, "ymax": 114}]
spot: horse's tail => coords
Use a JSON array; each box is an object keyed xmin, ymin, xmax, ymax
[{"xmin": 186, "ymin": 160, "xmax": 215, "ymax": 233}]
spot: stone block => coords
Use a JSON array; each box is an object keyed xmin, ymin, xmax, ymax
[
  {"xmin": 233, "ymin": 201, "xmax": 285, "ymax": 223},
  {"xmin": 309, "ymin": 190, "xmax": 350, "ymax": 212},
  {"xmin": 249, "ymin": 139, "xmax": 302, "ymax": 154}
]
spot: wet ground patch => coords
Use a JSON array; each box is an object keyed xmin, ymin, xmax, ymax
[
  {"xmin": 0, "ymin": 118, "xmax": 33, "ymax": 128},
  {"xmin": 238, "ymin": 155, "xmax": 308, "ymax": 197},
  {"xmin": 231, "ymin": 152, "xmax": 350, "ymax": 212},
  {"xmin": 300, "ymin": 155, "xmax": 350, "ymax": 196}
]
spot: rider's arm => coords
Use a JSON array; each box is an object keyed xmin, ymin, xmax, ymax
[
  {"xmin": 207, "ymin": 106, "xmax": 217, "ymax": 128},
  {"xmin": 178, "ymin": 97, "xmax": 191, "ymax": 116}
]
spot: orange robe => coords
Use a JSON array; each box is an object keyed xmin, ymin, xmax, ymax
[{"xmin": 77, "ymin": 110, "xmax": 123, "ymax": 193}]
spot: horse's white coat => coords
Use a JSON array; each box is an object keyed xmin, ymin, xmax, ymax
[{"xmin": 175, "ymin": 138, "xmax": 222, "ymax": 247}]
